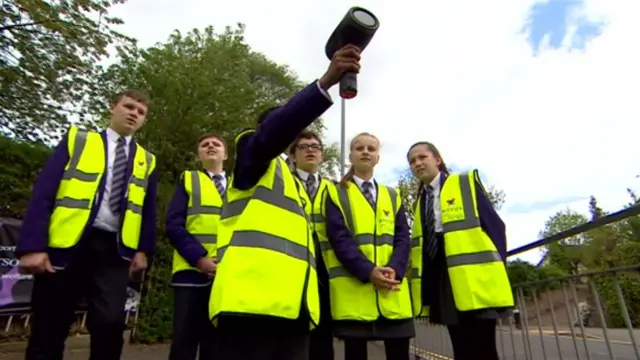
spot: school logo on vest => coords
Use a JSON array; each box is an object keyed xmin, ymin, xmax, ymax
[
  {"xmin": 383, "ymin": 210, "xmax": 390, "ymax": 217},
  {"xmin": 446, "ymin": 198, "xmax": 455, "ymax": 206},
  {"xmin": 138, "ymin": 160, "xmax": 144, "ymax": 166}
]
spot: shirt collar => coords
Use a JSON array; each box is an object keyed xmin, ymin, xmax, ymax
[
  {"xmin": 353, "ymin": 175, "xmax": 375, "ymax": 189},
  {"xmin": 296, "ymin": 168, "xmax": 319, "ymax": 183},
  {"xmin": 206, "ymin": 170, "xmax": 226, "ymax": 179},
  {"xmin": 424, "ymin": 172, "xmax": 441, "ymax": 192},
  {"xmin": 105, "ymin": 128, "xmax": 132, "ymax": 146}
]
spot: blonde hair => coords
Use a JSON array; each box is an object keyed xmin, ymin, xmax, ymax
[{"xmin": 340, "ymin": 132, "xmax": 380, "ymax": 188}]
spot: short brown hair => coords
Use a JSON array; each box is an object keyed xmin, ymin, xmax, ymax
[
  {"xmin": 196, "ymin": 133, "xmax": 227, "ymax": 152},
  {"xmin": 112, "ymin": 89, "xmax": 150, "ymax": 107},
  {"xmin": 289, "ymin": 131, "xmax": 323, "ymax": 155}
]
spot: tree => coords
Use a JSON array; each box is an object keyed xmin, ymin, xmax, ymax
[
  {"xmin": 1, "ymin": 0, "xmax": 132, "ymax": 143},
  {"xmin": 538, "ymin": 209, "xmax": 588, "ymax": 275},
  {"xmin": 85, "ymin": 24, "xmax": 339, "ymax": 342}
]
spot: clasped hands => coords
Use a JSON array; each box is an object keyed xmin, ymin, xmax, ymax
[
  {"xmin": 369, "ymin": 266, "xmax": 400, "ymax": 293},
  {"xmin": 196, "ymin": 256, "xmax": 217, "ymax": 278}
]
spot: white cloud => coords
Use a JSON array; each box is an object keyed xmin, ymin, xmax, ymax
[{"xmin": 107, "ymin": 0, "xmax": 640, "ymax": 262}]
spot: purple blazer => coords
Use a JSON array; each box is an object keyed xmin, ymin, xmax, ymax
[
  {"xmin": 165, "ymin": 170, "xmax": 212, "ymax": 286},
  {"xmin": 16, "ymin": 130, "xmax": 158, "ymax": 267},
  {"xmin": 233, "ymin": 81, "xmax": 333, "ymax": 190},
  {"xmin": 325, "ymin": 182, "xmax": 412, "ymax": 283}
]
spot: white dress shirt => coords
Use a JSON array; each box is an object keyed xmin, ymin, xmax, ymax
[
  {"xmin": 425, "ymin": 172, "xmax": 443, "ymax": 233},
  {"xmin": 296, "ymin": 169, "xmax": 320, "ymax": 187},
  {"xmin": 93, "ymin": 128, "xmax": 132, "ymax": 233},
  {"xmin": 352, "ymin": 175, "xmax": 377, "ymax": 200},
  {"xmin": 315, "ymin": 81, "xmax": 332, "ymax": 101},
  {"xmin": 207, "ymin": 170, "xmax": 227, "ymax": 193}
]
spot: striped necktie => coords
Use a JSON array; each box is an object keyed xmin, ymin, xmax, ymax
[
  {"xmin": 213, "ymin": 174, "xmax": 225, "ymax": 195},
  {"xmin": 305, "ymin": 175, "xmax": 317, "ymax": 200},
  {"xmin": 424, "ymin": 185, "xmax": 438, "ymax": 260},
  {"xmin": 362, "ymin": 181, "xmax": 375, "ymax": 207},
  {"xmin": 109, "ymin": 137, "xmax": 128, "ymax": 215}
]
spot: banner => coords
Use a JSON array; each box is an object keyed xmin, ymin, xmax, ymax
[{"xmin": 0, "ymin": 217, "xmax": 142, "ymax": 313}]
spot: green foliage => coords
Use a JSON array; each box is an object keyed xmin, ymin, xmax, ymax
[
  {"xmin": 82, "ymin": 25, "xmax": 339, "ymax": 342},
  {"xmin": 537, "ymin": 193, "xmax": 640, "ymax": 327},
  {"xmin": 0, "ymin": 136, "xmax": 52, "ymax": 217},
  {"xmin": 1, "ymin": 0, "xmax": 132, "ymax": 143},
  {"xmin": 506, "ymin": 260, "xmax": 568, "ymax": 298}
]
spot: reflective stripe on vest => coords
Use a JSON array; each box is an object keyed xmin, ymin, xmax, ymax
[
  {"xmin": 410, "ymin": 170, "xmax": 513, "ymax": 313},
  {"xmin": 49, "ymin": 126, "xmax": 155, "ymax": 250},
  {"xmin": 209, "ymin": 150, "xmax": 320, "ymax": 328},
  {"xmin": 171, "ymin": 170, "xmax": 222, "ymax": 276},
  {"xmin": 295, "ymin": 177, "xmax": 333, "ymax": 263},
  {"xmin": 326, "ymin": 182, "xmax": 413, "ymax": 321}
]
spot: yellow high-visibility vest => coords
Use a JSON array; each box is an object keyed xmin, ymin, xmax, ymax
[
  {"xmin": 49, "ymin": 126, "xmax": 155, "ymax": 250},
  {"xmin": 294, "ymin": 176, "xmax": 334, "ymax": 264},
  {"xmin": 410, "ymin": 170, "xmax": 514, "ymax": 314},
  {"xmin": 326, "ymin": 182, "xmax": 413, "ymax": 321},
  {"xmin": 209, "ymin": 129, "xmax": 320, "ymax": 328},
  {"xmin": 171, "ymin": 170, "xmax": 223, "ymax": 275}
]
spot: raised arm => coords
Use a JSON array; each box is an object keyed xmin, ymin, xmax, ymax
[
  {"xmin": 233, "ymin": 83, "xmax": 332, "ymax": 190},
  {"xmin": 233, "ymin": 44, "xmax": 362, "ymax": 190}
]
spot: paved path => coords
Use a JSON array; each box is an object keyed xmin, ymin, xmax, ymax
[
  {"xmin": 415, "ymin": 323, "xmax": 640, "ymax": 360},
  {"xmin": 0, "ymin": 339, "xmax": 389, "ymax": 360}
]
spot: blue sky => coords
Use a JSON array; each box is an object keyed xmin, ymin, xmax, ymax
[
  {"xmin": 106, "ymin": 0, "xmax": 640, "ymax": 264},
  {"xmin": 524, "ymin": 0, "xmax": 606, "ymax": 54}
]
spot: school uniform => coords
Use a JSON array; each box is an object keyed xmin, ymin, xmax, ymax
[
  {"xmin": 165, "ymin": 169, "xmax": 226, "ymax": 360},
  {"xmin": 419, "ymin": 172, "xmax": 512, "ymax": 360},
  {"xmin": 213, "ymin": 80, "xmax": 333, "ymax": 360},
  {"xmin": 17, "ymin": 127, "xmax": 157, "ymax": 360},
  {"xmin": 295, "ymin": 169, "xmax": 335, "ymax": 360},
  {"xmin": 325, "ymin": 176, "xmax": 414, "ymax": 360}
]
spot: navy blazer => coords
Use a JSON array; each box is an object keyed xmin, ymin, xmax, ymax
[
  {"xmin": 420, "ymin": 172, "xmax": 507, "ymax": 259},
  {"xmin": 16, "ymin": 130, "xmax": 158, "ymax": 267},
  {"xmin": 233, "ymin": 81, "xmax": 333, "ymax": 190},
  {"xmin": 325, "ymin": 183, "xmax": 411, "ymax": 284},
  {"xmin": 165, "ymin": 170, "xmax": 214, "ymax": 286}
]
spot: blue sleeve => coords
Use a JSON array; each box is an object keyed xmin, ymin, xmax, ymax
[
  {"xmin": 138, "ymin": 168, "xmax": 158, "ymax": 255},
  {"xmin": 476, "ymin": 180, "xmax": 507, "ymax": 260},
  {"xmin": 233, "ymin": 81, "xmax": 333, "ymax": 190},
  {"xmin": 16, "ymin": 133, "xmax": 69, "ymax": 256},
  {"xmin": 325, "ymin": 197, "xmax": 375, "ymax": 283},
  {"xmin": 165, "ymin": 176, "xmax": 207, "ymax": 267},
  {"xmin": 387, "ymin": 204, "xmax": 411, "ymax": 280}
]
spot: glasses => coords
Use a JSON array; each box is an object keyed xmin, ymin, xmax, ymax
[{"xmin": 296, "ymin": 144, "xmax": 322, "ymax": 151}]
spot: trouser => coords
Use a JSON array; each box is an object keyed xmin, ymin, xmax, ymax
[
  {"xmin": 342, "ymin": 338, "xmax": 410, "ymax": 360},
  {"xmin": 216, "ymin": 315, "xmax": 310, "ymax": 360},
  {"xmin": 25, "ymin": 228, "xmax": 131, "ymax": 360},
  {"xmin": 168, "ymin": 285, "xmax": 217, "ymax": 360},
  {"xmin": 447, "ymin": 318, "xmax": 499, "ymax": 360},
  {"xmin": 309, "ymin": 283, "xmax": 333, "ymax": 360}
]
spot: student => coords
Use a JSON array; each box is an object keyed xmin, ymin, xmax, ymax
[
  {"xmin": 405, "ymin": 141, "xmax": 514, "ymax": 360},
  {"xmin": 209, "ymin": 44, "xmax": 361, "ymax": 360},
  {"xmin": 165, "ymin": 133, "xmax": 228, "ymax": 360},
  {"xmin": 289, "ymin": 130, "xmax": 335, "ymax": 360},
  {"xmin": 17, "ymin": 90, "xmax": 157, "ymax": 360},
  {"xmin": 325, "ymin": 132, "xmax": 413, "ymax": 360}
]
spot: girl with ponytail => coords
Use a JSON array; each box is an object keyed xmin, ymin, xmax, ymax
[
  {"xmin": 326, "ymin": 132, "xmax": 414, "ymax": 360},
  {"xmin": 406, "ymin": 141, "xmax": 511, "ymax": 360}
]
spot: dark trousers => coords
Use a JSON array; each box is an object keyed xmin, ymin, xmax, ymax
[
  {"xmin": 25, "ymin": 228, "xmax": 131, "ymax": 360},
  {"xmin": 447, "ymin": 319, "xmax": 499, "ymax": 360},
  {"xmin": 309, "ymin": 284, "xmax": 334, "ymax": 360},
  {"xmin": 168, "ymin": 285, "xmax": 217, "ymax": 360},
  {"xmin": 309, "ymin": 317, "xmax": 334, "ymax": 360},
  {"xmin": 216, "ymin": 315, "xmax": 310, "ymax": 360},
  {"xmin": 343, "ymin": 338, "xmax": 409, "ymax": 360}
]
